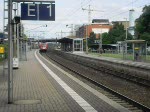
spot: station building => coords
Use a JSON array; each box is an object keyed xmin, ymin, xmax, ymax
[{"xmin": 76, "ymin": 19, "xmax": 113, "ymax": 39}]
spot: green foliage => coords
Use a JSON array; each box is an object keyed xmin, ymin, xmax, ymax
[
  {"xmin": 135, "ymin": 5, "xmax": 150, "ymax": 44},
  {"xmin": 140, "ymin": 32, "xmax": 150, "ymax": 45},
  {"xmin": 113, "ymin": 22, "xmax": 124, "ymax": 31},
  {"xmin": 109, "ymin": 23, "xmax": 125, "ymax": 44},
  {"xmin": 117, "ymin": 32, "xmax": 133, "ymax": 41},
  {"xmin": 107, "ymin": 23, "xmax": 132, "ymax": 44},
  {"xmin": 102, "ymin": 32, "xmax": 111, "ymax": 44},
  {"xmin": 87, "ymin": 22, "xmax": 134, "ymax": 46},
  {"xmin": 88, "ymin": 32, "xmax": 96, "ymax": 48}
]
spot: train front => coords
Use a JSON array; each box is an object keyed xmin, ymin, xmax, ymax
[{"xmin": 39, "ymin": 42, "xmax": 48, "ymax": 52}]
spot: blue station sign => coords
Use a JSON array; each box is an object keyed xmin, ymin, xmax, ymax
[{"xmin": 21, "ymin": 3, "xmax": 55, "ymax": 21}]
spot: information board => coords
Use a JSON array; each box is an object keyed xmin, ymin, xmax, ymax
[{"xmin": 21, "ymin": 3, "xmax": 55, "ymax": 21}]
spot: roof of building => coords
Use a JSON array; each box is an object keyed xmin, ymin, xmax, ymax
[
  {"xmin": 58, "ymin": 37, "xmax": 73, "ymax": 43},
  {"xmin": 126, "ymin": 40, "xmax": 146, "ymax": 43},
  {"xmin": 92, "ymin": 19, "xmax": 109, "ymax": 23}
]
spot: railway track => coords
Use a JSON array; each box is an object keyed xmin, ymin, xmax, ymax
[
  {"xmin": 76, "ymin": 61, "xmax": 150, "ymax": 88},
  {"xmin": 42, "ymin": 51, "xmax": 150, "ymax": 112},
  {"xmin": 47, "ymin": 50, "xmax": 150, "ymax": 88},
  {"xmin": 54, "ymin": 51, "xmax": 150, "ymax": 87}
]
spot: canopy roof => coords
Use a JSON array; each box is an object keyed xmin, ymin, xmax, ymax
[
  {"xmin": 125, "ymin": 40, "xmax": 146, "ymax": 43},
  {"xmin": 58, "ymin": 38, "xmax": 73, "ymax": 43}
]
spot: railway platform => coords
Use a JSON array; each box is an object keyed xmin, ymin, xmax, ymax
[
  {"xmin": 0, "ymin": 50, "xmax": 131, "ymax": 112},
  {"xmin": 74, "ymin": 52, "xmax": 150, "ymax": 70}
]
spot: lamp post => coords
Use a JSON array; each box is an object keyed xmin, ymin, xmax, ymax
[
  {"xmin": 8, "ymin": 0, "xmax": 13, "ymax": 103},
  {"xmin": 66, "ymin": 24, "xmax": 73, "ymax": 37},
  {"xmin": 82, "ymin": 5, "xmax": 92, "ymax": 54},
  {"xmin": 124, "ymin": 18, "xmax": 128, "ymax": 40},
  {"xmin": 86, "ymin": 24, "xmax": 88, "ymax": 54},
  {"xmin": 61, "ymin": 30, "xmax": 62, "ymax": 38},
  {"xmin": 124, "ymin": 18, "xmax": 128, "ymax": 59},
  {"xmin": 99, "ymin": 25, "xmax": 103, "ymax": 54}
]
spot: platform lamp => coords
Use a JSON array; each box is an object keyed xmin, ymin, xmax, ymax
[
  {"xmin": 12, "ymin": 16, "xmax": 21, "ymax": 35},
  {"xmin": 99, "ymin": 25, "xmax": 103, "ymax": 54},
  {"xmin": 14, "ymin": 16, "xmax": 20, "ymax": 24},
  {"xmin": 124, "ymin": 18, "xmax": 128, "ymax": 59},
  {"xmin": 11, "ymin": 16, "xmax": 20, "ymax": 33}
]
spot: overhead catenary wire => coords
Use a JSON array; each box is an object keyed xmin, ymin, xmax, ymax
[
  {"xmin": 91, "ymin": 0, "xmax": 149, "ymax": 22},
  {"xmin": 91, "ymin": 0, "xmax": 142, "ymax": 20},
  {"xmin": 24, "ymin": 0, "xmax": 91, "ymax": 38},
  {"xmin": 45, "ymin": 0, "xmax": 92, "ymax": 36},
  {"xmin": 106, "ymin": 3, "xmax": 150, "ymax": 21},
  {"xmin": 49, "ymin": 0, "xmax": 147, "ymax": 38},
  {"xmin": 25, "ymin": 0, "xmax": 148, "ymax": 38}
]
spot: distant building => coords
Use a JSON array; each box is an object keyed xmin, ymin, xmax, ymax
[
  {"xmin": 112, "ymin": 21, "xmax": 129, "ymax": 30},
  {"xmin": 76, "ymin": 19, "xmax": 112, "ymax": 39}
]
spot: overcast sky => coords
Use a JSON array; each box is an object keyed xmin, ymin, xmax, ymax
[{"xmin": 0, "ymin": 0, "xmax": 149, "ymax": 39}]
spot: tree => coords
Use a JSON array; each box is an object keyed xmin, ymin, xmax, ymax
[
  {"xmin": 135, "ymin": 5, "xmax": 150, "ymax": 44},
  {"xmin": 88, "ymin": 32, "xmax": 96, "ymax": 48},
  {"xmin": 108, "ymin": 23, "xmax": 124, "ymax": 44},
  {"xmin": 102, "ymin": 32, "xmax": 111, "ymax": 44},
  {"xmin": 119, "ymin": 32, "xmax": 133, "ymax": 41},
  {"xmin": 108, "ymin": 23, "xmax": 133, "ymax": 44},
  {"xmin": 140, "ymin": 32, "xmax": 150, "ymax": 42}
]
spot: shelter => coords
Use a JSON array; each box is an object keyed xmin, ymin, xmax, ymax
[
  {"xmin": 58, "ymin": 38, "xmax": 83, "ymax": 53},
  {"xmin": 123, "ymin": 40, "xmax": 147, "ymax": 61},
  {"xmin": 117, "ymin": 41, "xmax": 124, "ymax": 53},
  {"xmin": 73, "ymin": 38, "xmax": 83, "ymax": 53}
]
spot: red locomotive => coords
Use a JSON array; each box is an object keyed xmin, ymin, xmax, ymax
[{"xmin": 39, "ymin": 42, "xmax": 48, "ymax": 52}]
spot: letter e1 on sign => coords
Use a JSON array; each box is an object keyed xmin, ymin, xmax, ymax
[
  {"xmin": 21, "ymin": 3, "xmax": 55, "ymax": 21},
  {"xmin": 21, "ymin": 4, "xmax": 37, "ymax": 20}
]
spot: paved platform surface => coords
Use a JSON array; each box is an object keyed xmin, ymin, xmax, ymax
[
  {"xmin": 0, "ymin": 50, "xmax": 131, "ymax": 112},
  {"xmin": 74, "ymin": 52, "xmax": 150, "ymax": 70}
]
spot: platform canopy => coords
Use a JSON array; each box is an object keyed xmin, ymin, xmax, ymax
[
  {"xmin": 58, "ymin": 38, "xmax": 73, "ymax": 43},
  {"xmin": 125, "ymin": 40, "xmax": 146, "ymax": 43}
]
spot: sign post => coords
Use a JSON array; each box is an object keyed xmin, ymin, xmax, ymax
[{"xmin": 8, "ymin": 0, "xmax": 13, "ymax": 104}]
